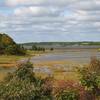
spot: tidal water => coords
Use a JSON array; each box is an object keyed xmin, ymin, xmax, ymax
[{"xmin": 30, "ymin": 51, "xmax": 100, "ymax": 63}]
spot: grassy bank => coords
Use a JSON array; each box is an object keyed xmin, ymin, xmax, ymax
[
  {"xmin": 0, "ymin": 50, "xmax": 47, "ymax": 68},
  {"xmin": 0, "ymin": 55, "xmax": 29, "ymax": 68}
]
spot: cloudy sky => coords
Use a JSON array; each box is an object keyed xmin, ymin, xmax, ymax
[{"xmin": 0, "ymin": 0, "xmax": 100, "ymax": 43}]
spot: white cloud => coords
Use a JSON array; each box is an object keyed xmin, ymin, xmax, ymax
[
  {"xmin": 0, "ymin": 0, "xmax": 100, "ymax": 42},
  {"xmin": 6, "ymin": 0, "xmax": 44, "ymax": 6},
  {"xmin": 14, "ymin": 7, "xmax": 40, "ymax": 16},
  {"xmin": 94, "ymin": 22, "xmax": 100, "ymax": 27},
  {"xmin": 6, "ymin": 0, "xmax": 77, "ymax": 7},
  {"xmin": 14, "ymin": 6, "xmax": 59, "ymax": 16}
]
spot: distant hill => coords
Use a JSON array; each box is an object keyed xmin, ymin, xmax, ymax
[
  {"xmin": 21, "ymin": 42, "xmax": 100, "ymax": 46},
  {"xmin": 0, "ymin": 33, "xmax": 26, "ymax": 55},
  {"xmin": 21, "ymin": 42, "xmax": 100, "ymax": 50}
]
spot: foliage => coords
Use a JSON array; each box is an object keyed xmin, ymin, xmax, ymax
[
  {"xmin": 0, "ymin": 61, "xmax": 53, "ymax": 100},
  {"xmin": 5, "ymin": 45, "xmax": 26, "ymax": 55},
  {"xmin": 53, "ymin": 80, "xmax": 80, "ymax": 100},
  {"xmin": 0, "ymin": 33, "xmax": 26, "ymax": 55},
  {"xmin": 55, "ymin": 89, "xmax": 79, "ymax": 100},
  {"xmin": 78, "ymin": 57, "xmax": 100, "ymax": 98},
  {"xmin": 32, "ymin": 45, "xmax": 45, "ymax": 52},
  {"xmin": 0, "ymin": 33, "xmax": 15, "ymax": 47},
  {"xmin": 0, "ymin": 61, "xmax": 81, "ymax": 100}
]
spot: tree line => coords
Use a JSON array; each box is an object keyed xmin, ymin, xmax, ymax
[{"xmin": 32, "ymin": 45, "xmax": 54, "ymax": 52}]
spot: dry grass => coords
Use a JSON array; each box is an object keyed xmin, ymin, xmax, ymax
[
  {"xmin": 0, "ymin": 72, "xmax": 7, "ymax": 81},
  {"xmin": 34, "ymin": 60, "xmax": 81, "ymax": 67},
  {"xmin": 35, "ymin": 71, "xmax": 79, "ymax": 81},
  {"xmin": 0, "ymin": 55, "xmax": 28, "ymax": 68},
  {"xmin": 34, "ymin": 60, "xmax": 80, "ymax": 81},
  {"xmin": 0, "ymin": 50, "xmax": 44, "ymax": 68},
  {"xmin": 53, "ymin": 72, "xmax": 79, "ymax": 81}
]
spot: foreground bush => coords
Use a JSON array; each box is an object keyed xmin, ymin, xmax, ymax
[
  {"xmin": 0, "ymin": 61, "xmax": 53, "ymax": 100},
  {"xmin": 0, "ymin": 61, "xmax": 81, "ymax": 100},
  {"xmin": 78, "ymin": 57, "xmax": 100, "ymax": 100},
  {"xmin": 55, "ymin": 89, "xmax": 79, "ymax": 100}
]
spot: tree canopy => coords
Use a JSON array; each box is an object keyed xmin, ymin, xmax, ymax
[{"xmin": 0, "ymin": 33, "xmax": 26, "ymax": 55}]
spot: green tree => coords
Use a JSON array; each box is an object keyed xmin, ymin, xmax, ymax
[
  {"xmin": 5, "ymin": 45, "xmax": 26, "ymax": 55},
  {"xmin": 0, "ymin": 33, "xmax": 26, "ymax": 55},
  {"xmin": 32, "ymin": 45, "xmax": 37, "ymax": 51}
]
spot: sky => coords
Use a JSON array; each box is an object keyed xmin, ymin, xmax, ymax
[{"xmin": 0, "ymin": 0, "xmax": 100, "ymax": 43}]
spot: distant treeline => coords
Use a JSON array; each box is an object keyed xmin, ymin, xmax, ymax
[
  {"xmin": 32, "ymin": 45, "xmax": 45, "ymax": 52},
  {"xmin": 30, "ymin": 45, "xmax": 54, "ymax": 52},
  {"xmin": 21, "ymin": 42, "xmax": 100, "ymax": 46}
]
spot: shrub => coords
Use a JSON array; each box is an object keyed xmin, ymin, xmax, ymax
[
  {"xmin": 53, "ymin": 80, "xmax": 80, "ymax": 100},
  {"xmin": 55, "ymin": 89, "xmax": 79, "ymax": 100},
  {"xmin": 0, "ymin": 61, "xmax": 53, "ymax": 100},
  {"xmin": 78, "ymin": 57, "xmax": 100, "ymax": 99}
]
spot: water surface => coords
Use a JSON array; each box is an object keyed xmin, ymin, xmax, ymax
[{"xmin": 30, "ymin": 51, "xmax": 100, "ymax": 64}]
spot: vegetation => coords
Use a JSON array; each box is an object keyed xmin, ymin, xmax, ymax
[
  {"xmin": 50, "ymin": 48, "xmax": 54, "ymax": 51},
  {"xmin": 1, "ymin": 58, "xmax": 100, "ymax": 99},
  {"xmin": 21, "ymin": 41, "xmax": 100, "ymax": 48},
  {"xmin": 32, "ymin": 45, "xmax": 45, "ymax": 52},
  {"xmin": 78, "ymin": 57, "xmax": 100, "ymax": 99},
  {"xmin": 0, "ymin": 61, "xmax": 53, "ymax": 100},
  {"xmin": 21, "ymin": 42, "xmax": 100, "ymax": 46},
  {"xmin": 0, "ymin": 61, "xmax": 81, "ymax": 100},
  {"xmin": 0, "ymin": 33, "xmax": 26, "ymax": 55},
  {"xmin": 55, "ymin": 89, "xmax": 79, "ymax": 100}
]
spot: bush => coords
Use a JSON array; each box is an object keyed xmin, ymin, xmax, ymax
[
  {"xmin": 78, "ymin": 57, "xmax": 100, "ymax": 99},
  {"xmin": 0, "ymin": 61, "xmax": 53, "ymax": 100},
  {"xmin": 53, "ymin": 80, "xmax": 80, "ymax": 100},
  {"xmin": 55, "ymin": 89, "xmax": 79, "ymax": 100}
]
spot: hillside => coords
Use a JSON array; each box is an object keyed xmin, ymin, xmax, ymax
[{"xmin": 0, "ymin": 33, "xmax": 26, "ymax": 55}]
